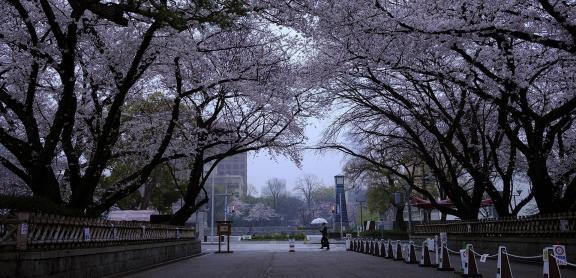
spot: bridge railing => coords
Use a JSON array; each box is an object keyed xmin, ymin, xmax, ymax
[
  {"xmin": 413, "ymin": 212, "xmax": 576, "ymax": 238},
  {"xmin": 0, "ymin": 212, "xmax": 195, "ymax": 250}
]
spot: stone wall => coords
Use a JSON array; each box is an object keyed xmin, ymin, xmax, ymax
[{"xmin": 0, "ymin": 240, "xmax": 201, "ymax": 278}]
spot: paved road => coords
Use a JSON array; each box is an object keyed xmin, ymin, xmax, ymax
[{"xmin": 124, "ymin": 242, "xmax": 575, "ymax": 278}]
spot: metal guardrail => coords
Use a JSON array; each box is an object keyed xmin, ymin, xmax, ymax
[
  {"xmin": 0, "ymin": 212, "xmax": 195, "ymax": 250},
  {"xmin": 413, "ymin": 212, "xmax": 576, "ymax": 238}
]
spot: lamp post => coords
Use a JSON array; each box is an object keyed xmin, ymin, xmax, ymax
[
  {"xmin": 339, "ymin": 193, "xmax": 343, "ymax": 239},
  {"xmin": 210, "ymin": 171, "xmax": 215, "ymax": 242},
  {"xmin": 356, "ymin": 199, "xmax": 365, "ymax": 236}
]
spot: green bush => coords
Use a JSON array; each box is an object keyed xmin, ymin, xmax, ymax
[
  {"xmin": 248, "ymin": 232, "xmax": 307, "ymax": 241},
  {"xmin": 359, "ymin": 230, "xmax": 408, "ymax": 240}
]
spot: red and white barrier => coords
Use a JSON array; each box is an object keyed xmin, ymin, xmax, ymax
[
  {"xmin": 497, "ymin": 246, "xmax": 512, "ymax": 278},
  {"xmin": 437, "ymin": 242, "xmax": 455, "ymax": 271},
  {"xmin": 543, "ymin": 247, "xmax": 562, "ymax": 278},
  {"xmin": 461, "ymin": 244, "xmax": 482, "ymax": 278},
  {"xmin": 386, "ymin": 240, "xmax": 394, "ymax": 259},
  {"xmin": 405, "ymin": 241, "xmax": 418, "ymax": 264},
  {"xmin": 394, "ymin": 240, "xmax": 404, "ymax": 260},
  {"xmin": 419, "ymin": 239, "xmax": 433, "ymax": 267}
]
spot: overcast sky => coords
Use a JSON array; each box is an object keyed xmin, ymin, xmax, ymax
[{"xmin": 247, "ymin": 116, "xmax": 347, "ymax": 195}]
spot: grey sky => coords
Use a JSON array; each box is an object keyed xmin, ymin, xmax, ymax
[{"xmin": 248, "ymin": 117, "xmax": 346, "ymax": 195}]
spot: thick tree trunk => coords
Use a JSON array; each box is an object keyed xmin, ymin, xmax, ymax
[
  {"xmin": 170, "ymin": 153, "xmax": 205, "ymax": 225},
  {"xmin": 394, "ymin": 205, "xmax": 406, "ymax": 231},
  {"xmin": 527, "ymin": 159, "xmax": 563, "ymax": 213},
  {"xmin": 29, "ymin": 165, "xmax": 63, "ymax": 205}
]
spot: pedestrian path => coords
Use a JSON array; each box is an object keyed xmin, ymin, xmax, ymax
[{"xmin": 123, "ymin": 243, "xmax": 576, "ymax": 278}]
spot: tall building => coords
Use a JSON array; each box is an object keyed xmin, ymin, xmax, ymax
[{"xmin": 207, "ymin": 152, "xmax": 248, "ymax": 196}]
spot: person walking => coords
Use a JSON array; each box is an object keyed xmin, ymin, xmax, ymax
[{"xmin": 320, "ymin": 223, "xmax": 330, "ymax": 250}]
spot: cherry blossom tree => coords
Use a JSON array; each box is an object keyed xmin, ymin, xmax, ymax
[
  {"xmin": 0, "ymin": 1, "xmax": 322, "ymax": 223},
  {"xmin": 278, "ymin": 0, "xmax": 575, "ymax": 215},
  {"xmin": 244, "ymin": 203, "xmax": 277, "ymax": 225}
]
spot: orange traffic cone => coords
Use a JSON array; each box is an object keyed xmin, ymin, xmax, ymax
[
  {"xmin": 543, "ymin": 247, "xmax": 562, "ymax": 278},
  {"xmin": 461, "ymin": 244, "xmax": 482, "ymax": 277},
  {"xmin": 386, "ymin": 239, "xmax": 394, "ymax": 259},
  {"xmin": 497, "ymin": 246, "xmax": 513, "ymax": 278},
  {"xmin": 395, "ymin": 240, "xmax": 404, "ymax": 261},
  {"xmin": 433, "ymin": 236, "xmax": 440, "ymax": 267},
  {"xmin": 437, "ymin": 242, "xmax": 455, "ymax": 271},
  {"xmin": 373, "ymin": 240, "xmax": 380, "ymax": 256},
  {"xmin": 380, "ymin": 240, "xmax": 386, "ymax": 257},
  {"xmin": 419, "ymin": 240, "xmax": 433, "ymax": 267},
  {"xmin": 405, "ymin": 241, "xmax": 418, "ymax": 264}
]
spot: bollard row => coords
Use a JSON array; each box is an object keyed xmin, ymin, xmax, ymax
[{"xmin": 345, "ymin": 235, "xmax": 571, "ymax": 278}]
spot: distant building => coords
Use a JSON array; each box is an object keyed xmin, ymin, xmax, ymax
[{"xmin": 206, "ymin": 152, "xmax": 248, "ymax": 196}]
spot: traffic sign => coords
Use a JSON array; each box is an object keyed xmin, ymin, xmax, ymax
[{"xmin": 552, "ymin": 245, "xmax": 567, "ymax": 266}]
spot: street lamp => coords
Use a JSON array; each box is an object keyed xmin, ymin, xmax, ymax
[{"xmin": 356, "ymin": 198, "xmax": 366, "ymax": 236}]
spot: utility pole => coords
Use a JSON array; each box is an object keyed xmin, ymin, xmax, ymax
[
  {"xmin": 210, "ymin": 174, "xmax": 215, "ymax": 242},
  {"xmin": 224, "ymin": 185, "xmax": 228, "ymax": 221},
  {"xmin": 339, "ymin": 193, "xmax": 343, "ymax": 239},
  {"xmin": 356, "ymin": 199, "xmax": 365, "ymax": 236}
]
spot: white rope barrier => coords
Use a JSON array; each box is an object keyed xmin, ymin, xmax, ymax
[
  {"xmin": 446, "ymin": 247, "xmax": 460, "ymax": 254},
  {"xmin": 552, "ymin": 255, "xmax": 576, "ymax": 267},
  {"xmin": 502, "ymin": 252, "xmax": 543, "ymax": 260},
  {"xmin": 470, "ymin": 249, "xmax": 498, "ymax": 258}
]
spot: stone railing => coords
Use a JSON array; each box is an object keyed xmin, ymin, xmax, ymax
[
  {"xmin": 0, "ymin": 212, "xmax": 195, "ymax": 250},
  {"xmin": 413, "ymin": 212, "xmax": 576, "ymax": 238}
]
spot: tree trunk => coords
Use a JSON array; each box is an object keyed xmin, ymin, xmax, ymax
[
  {"xmin": 29, "ymin": 165, "xmax": 63, "ymax": 206},
  {"xmin": 170, "ymin": 153, "xmax": 205, "ymax": 225},
  {"xmin": 527, "ymin": 158, "xmax": 563, "ymax": 213},
  {"xmin": 394, "ymin": 205, "xmax": 406, "ymax": 231}
]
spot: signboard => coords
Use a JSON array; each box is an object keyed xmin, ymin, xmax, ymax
[
  {"xmin": 553, "ymin": 245, "xmax": 567, "ymax": 266},
  {"xmin": 20, "ymin": 223, "xmax": 28, "ymax": 235},
  {"xmin": 83, "ymin": 227, "xmax": 91, "ymax": 241},
  {"xmin": 559, "ymin": 220, "xmax": 569, "ymax": 232},
  {"xmin": 215, "ymin": 221, "xmax": 233, "ymax": 253},
  {"xmin": 480, "ymin": 254, "xmax": 488, "ymax": 263},
  {"xmin": 217, "ymin": 221, "xmax": 232, "ymax": 236}
]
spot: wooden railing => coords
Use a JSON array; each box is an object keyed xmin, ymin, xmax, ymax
[
  {"xmin": 413, "ymin": 212, "xmax": 576, "ymax": 238},
  {"xmin": 0, "ymin": 212, "xmax": 195, "ymax": 251}
]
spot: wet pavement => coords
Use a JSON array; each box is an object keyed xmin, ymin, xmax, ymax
[{"xmin": 123, "ymin": 241, "xmax": 576, "ymax": 278}]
